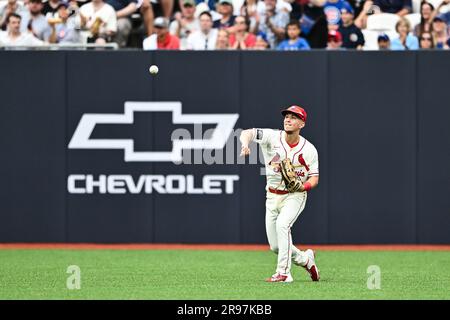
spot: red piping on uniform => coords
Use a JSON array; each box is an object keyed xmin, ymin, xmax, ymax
[
  {"xmin": 279, "ymin": 131, "xmax": 288, "ymax": 159},
  {"xmin": 285, "ymin": 230, "xmax": 292, "ymax": 274},
  {"xmin": 287, "ymin": 141, "xmax": 299, "ymax": 149},
  {"xmin": 283, "ymin": 196, "xmax": 305, "ymax": 274},
  {"xmin": 291, "ymin": 138, "xmax": 306, "ymax": 163}
]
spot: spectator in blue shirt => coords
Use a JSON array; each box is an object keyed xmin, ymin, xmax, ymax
[
  {"xmin": 277, "ymin": 20, "xmax": 311, "ymax": 50},
  {"xmin": 324, "ymin": 0, "xmax": 347, "ymax": 29},
  {"xmin": 390, "ymin": 17, "xmax": 419, "ymax": 50}
]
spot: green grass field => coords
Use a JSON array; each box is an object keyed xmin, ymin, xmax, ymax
[{"xmin": 0, "ymin": 249, "xmax": 449, "ymax": 299}]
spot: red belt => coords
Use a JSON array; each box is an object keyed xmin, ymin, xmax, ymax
[{"xmin": 268, "ymin": 188, "xmax": 289, "ymax": 195}]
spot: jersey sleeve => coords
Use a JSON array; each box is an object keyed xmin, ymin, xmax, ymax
[
  {"xmin": 252, "ymin": 128, "xmax": 275, "ymax": 146},
  {"xmin": 308, "ymin": 145, "xmax": 319, "ymax": 177}
]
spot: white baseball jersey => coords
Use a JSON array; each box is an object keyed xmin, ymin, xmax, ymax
[{"xmin": 252, "ymin": 128, "xmax": 319, "ymax": 191}]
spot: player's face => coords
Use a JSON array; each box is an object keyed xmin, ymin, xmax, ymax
[{"xmin": 283, "ymin": 113, "xmax": 304, "ymax": 133}]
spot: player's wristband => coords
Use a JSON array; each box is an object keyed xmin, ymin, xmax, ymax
[{"xmin": 303, "ymin": 182, "xmax": 312, "ymax": 192}]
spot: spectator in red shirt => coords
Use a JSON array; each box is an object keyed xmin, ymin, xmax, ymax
[
  {"xmin": 154, "ymin": 16, "xmax": 180, "ymax": 49},
  {"xmin": 229, "ymin": 15, "xmax": 256, "ymax": 49}
]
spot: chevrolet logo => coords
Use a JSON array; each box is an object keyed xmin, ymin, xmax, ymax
[{"xmin": 68, "ymin": 101, "xmax": 239, "ymax": 162}]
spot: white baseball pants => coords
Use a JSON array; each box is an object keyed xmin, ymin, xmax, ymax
[{"xmin": 265, "ymin": 191, "xmax": 309, "ymax": 275}]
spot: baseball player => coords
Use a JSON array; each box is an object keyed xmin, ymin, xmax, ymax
[{"xmin": 239, "ymin": 105, "xmax": 320, "ymax": 283}]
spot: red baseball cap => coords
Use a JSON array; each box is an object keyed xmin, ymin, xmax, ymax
[
  {"xmin": 328, "ymin": 30, "xmax": 342, "ymax": 42},
  {"xmin": 281, "ymin": 105, "xmax": 307, "ymax": 122}
]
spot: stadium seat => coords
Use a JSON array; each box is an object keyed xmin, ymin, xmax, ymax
[
  {"xmin": 412, "ymin": 0, "xmax": 421, "ymax": 13},
  {"xmin": 386, "ymin": 30, "xmax": 400, "ymax": 41},
  {"xmin": 362, "ymin": 29, "xmax": 379, "ymax": 50},
  {"xmin": 405, "ymin": 13, "xmax": 421, "ymax": 30},
  {"xmin": 366, "ymin": 13, "xmax": 400, "ymax": 32}
]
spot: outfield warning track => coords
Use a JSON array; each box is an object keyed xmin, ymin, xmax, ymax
[{"xmin": 0, "ymin": 243, "xmax": 450, "ymax": 251}]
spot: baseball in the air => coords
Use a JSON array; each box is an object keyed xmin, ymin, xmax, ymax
[{"xmin": 149, "ymin": 65, "xmax": 159, "ymax": 75}]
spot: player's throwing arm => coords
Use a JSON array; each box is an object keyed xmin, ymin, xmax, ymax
[{"xmin": 239, "ymin": 129, "xmax": 254, "ymax": 157}]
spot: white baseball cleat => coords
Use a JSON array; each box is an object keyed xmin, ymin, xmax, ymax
[
  {"xmin": 303, "ymin": 249, "xmax": 320, "ymax": 281},
  {"xmin": 265, "ymin": 272, "xmax": 294, "ymax": 283}
]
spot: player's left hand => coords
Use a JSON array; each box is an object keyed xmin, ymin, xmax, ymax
[{"xmin": 280, "ymin": 158, "xmax": 303, "ymax": 192}]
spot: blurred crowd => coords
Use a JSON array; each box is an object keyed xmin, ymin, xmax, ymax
[{"xmin": 0, "ymin": 0, "xmax": 449, "ymax": 49}]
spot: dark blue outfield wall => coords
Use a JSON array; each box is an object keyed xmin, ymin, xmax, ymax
[{"xmin": 0, "ymin": 51, "xmax": 449, "ymax": 244}]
